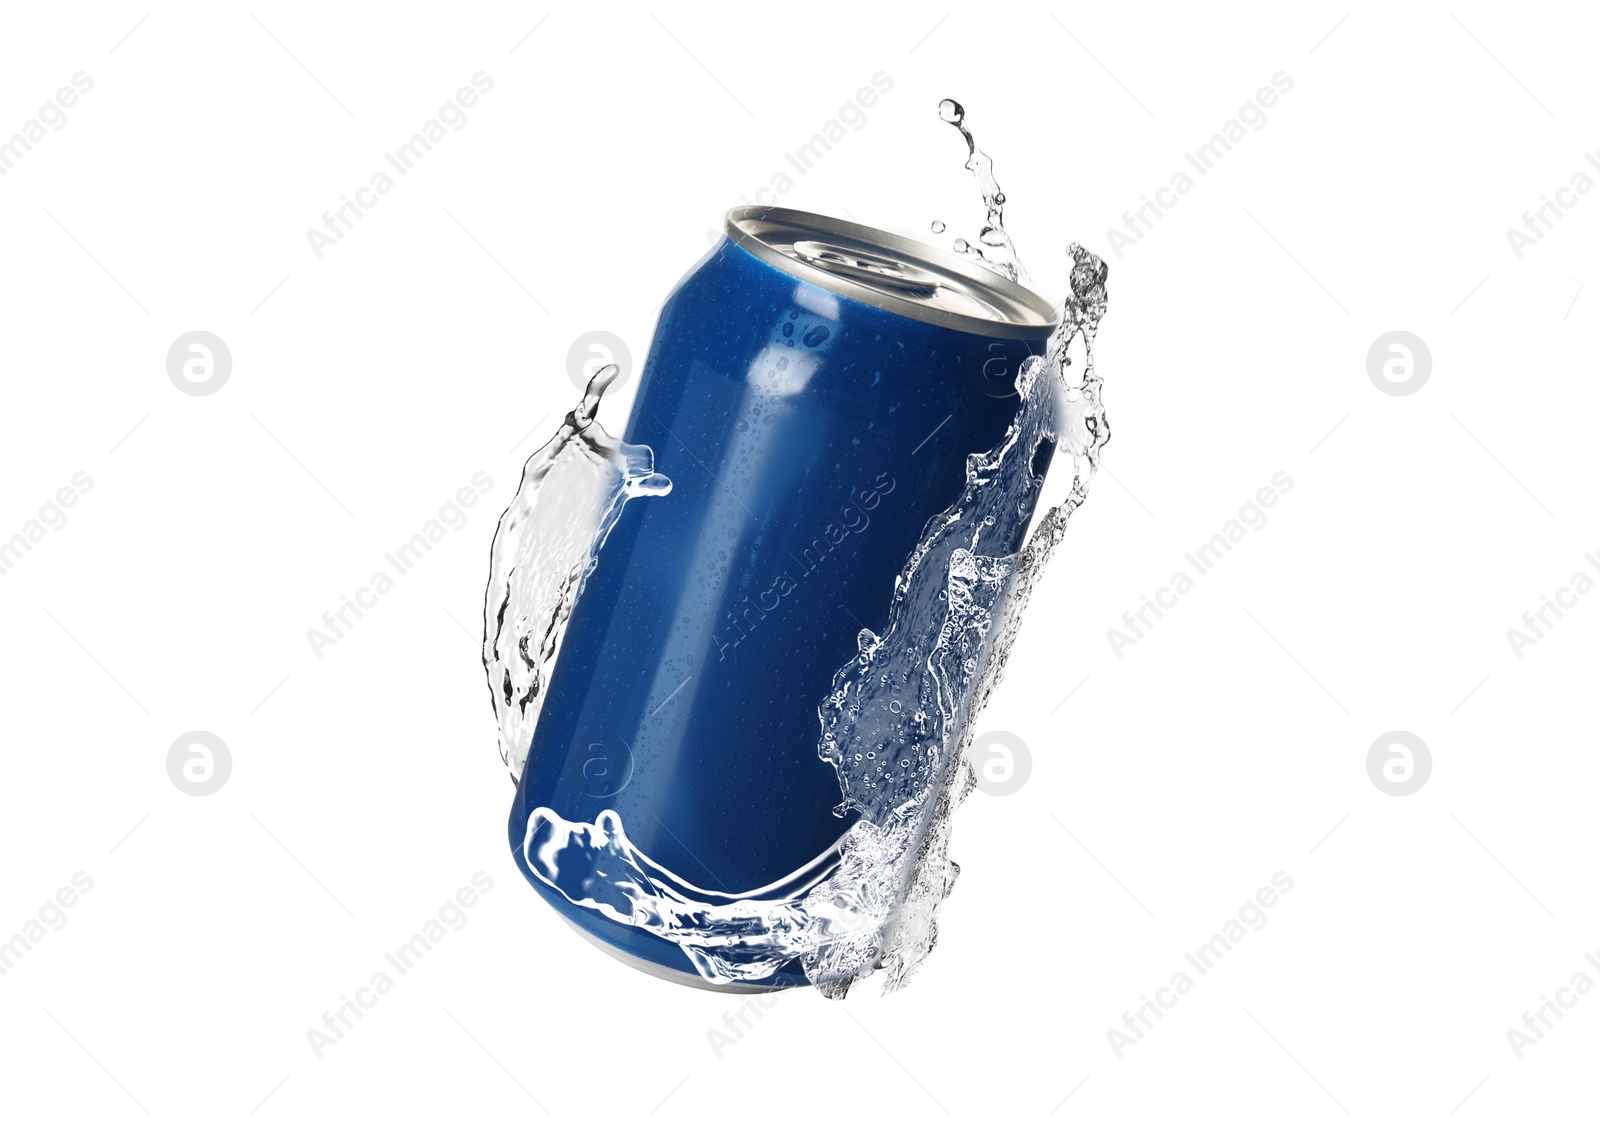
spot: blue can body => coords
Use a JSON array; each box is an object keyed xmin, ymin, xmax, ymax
[{"xmin": 509, "ymin": 222, "xmax": 1056, "ymax": 987}]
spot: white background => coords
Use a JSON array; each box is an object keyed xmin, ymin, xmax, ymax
[{"xmin": 1, "ymin": 1, "xmax": 1595, "ymax": 1124}]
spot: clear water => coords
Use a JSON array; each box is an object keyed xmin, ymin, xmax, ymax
[
  {"xmin": 932, "ymin": 98, "xmax": 1028, "ymax": 284},
  {"xmin": 482, "ymin": 102, "xmax": 1111, "ymax": 995},
  {"xmin": 481, "ymin": 365, "xmax": 671, "ymax": 780}
]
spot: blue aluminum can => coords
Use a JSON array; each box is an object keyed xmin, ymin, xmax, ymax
[{"xmin": 509, "ymin": 207, "xmax": 1059, "ymax": 989}]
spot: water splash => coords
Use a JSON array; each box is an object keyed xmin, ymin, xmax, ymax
[
  {"xmin": 858, "ymin": 242, "xmax": 1109, "ymax": 996},
  {"xmin": 931, "ymin": 98, "xmax": 1028, "ymax": 284},
  {"xmin": 482, "ymin": 100, "xmax": 1112, "ymax": 995},
  {"xmin": 481, "ymin": 364, "xmax": 670, "ymax": 780}
]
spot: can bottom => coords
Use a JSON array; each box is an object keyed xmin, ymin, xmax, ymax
[{"xmin": 560, "ymin": 918, "xmax": 789, "ymax": 994}]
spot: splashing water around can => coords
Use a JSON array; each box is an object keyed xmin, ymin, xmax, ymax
[{"xmin": 482, "ymin": 101, "xmax": 1111, "ymax": 997}]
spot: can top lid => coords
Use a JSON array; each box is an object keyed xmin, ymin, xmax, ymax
[{"xmin": 725, "ymin": 206, "xmax": 1058, "ymax": 339}]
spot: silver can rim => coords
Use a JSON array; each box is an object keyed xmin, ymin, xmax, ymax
[{"xmin": 725, "ymin": 206, "xmax": 1059, "ymax": 340}]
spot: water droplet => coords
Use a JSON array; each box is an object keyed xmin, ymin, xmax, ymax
[
  {"xmin": 802, "ymin": 325, "xmax": 831, "ymax": 348},
  {"xmin": 930, "ymin": 220, "xmax": 946, "ymax": 234}
]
